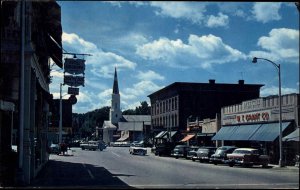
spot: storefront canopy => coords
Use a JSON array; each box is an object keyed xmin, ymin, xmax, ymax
[
  {"xmin": 117, "ymin": 132, "xmax": 129, "ymax": 142},
  {"xmin": 249, "ymin": 122, "xmax": 291, "ymax": 142},
  {"xmin": 282, "ymin": 127, "xmax": 299, "ymax": 142},
  {"xmin": 162, "ymin": 131, "xmax": 177, "ymax": 139},
  {"xmin": 212, "ymin": 122, "xmax": 292, "ymax": 142},
  {"xmin": 180, "ymin": 134, "xmax": 195, "ymax": 142},
  {"xmin": 155, "ymin": 131, "xmax": 167, "ymax": 138},
  {"xmin": 211, "ymin": 126, "xmax": 239, "ymax": 141},
  {"xmin": 229, "ymin": 124, "xmax": 262, "ymax": 141}
]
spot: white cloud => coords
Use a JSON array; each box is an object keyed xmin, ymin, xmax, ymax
[
  {"xmin": 206, "ymin": 13, "xmax": 229, "ymax": 28},
  {"xmin": 135, "ymin": 70, "xmax": 165, "ymax": 81},
  {"xmin": 76, "ymin": 90, "xmax": 93, "ymax": 103},
  {"xmin": 249, "ymin": 28, "xmax": 299, "ymax": 63},
  {"xmin": 260, "ymin": 86, "xmax": 298, "ymax": 97},
  {"xmin": 124, "ymin": 81, "xmax": 163, "ymax": 97},
  {"xmin": 62, "ymin": 32, "xmax": 97, "ymax": 52},
  {"xmin": 62, "ymin": 32, "xmax": 137, "ymax": 78},
  {"xmin": 50, "ymin": 70, "xmax": 64, "ymax": 78},
  {"xmin": 252, "ymin": 2, "xmax": 282, "ymax": 23},
  {"xmin": 121, "ymin": 80, "xmax": 161, "ymax": 110},
  {"xmin": 136, "ymin": 34, "xmax": 247, "ymax": 69},
  {"xmin": 97, "ymin": 89, "xmax": 112, "ymax": 100},
  {"xmin": 150, "ymin": 2, "xmax": 207, "ymax": 25}
]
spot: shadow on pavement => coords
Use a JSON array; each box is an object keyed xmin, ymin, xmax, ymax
[{"xmin": 29, "ymin": 159, "xmax": 135, "ymax": 189}]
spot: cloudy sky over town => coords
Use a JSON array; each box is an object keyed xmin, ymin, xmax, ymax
[{"xmin": 49, "ymin": 1, "xmax": 299, "ymax": 114}]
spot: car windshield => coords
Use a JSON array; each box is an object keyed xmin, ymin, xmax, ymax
[
  {"xmin": 215, "ymin": 149, "xmax": 226, "ymax": 154},
  {"xmin": 197, "ymin": 149, "xmax": 209, "ymax": 152},
  {"xmin": 234, "ymin": 150, "xmax": 252, "ymax": 154}
]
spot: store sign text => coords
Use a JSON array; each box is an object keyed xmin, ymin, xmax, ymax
[{"xmin": 236, "ymin": 111, "xmax": 270, "ymax": 123}]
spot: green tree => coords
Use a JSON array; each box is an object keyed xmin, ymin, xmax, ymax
[
  {"xmin": 135, "ymin": 101, "xmax": 151, "ymax": 115},
  {"xmin": 122, "ymin": 109, "xmax": 136, "ymax": 115}
]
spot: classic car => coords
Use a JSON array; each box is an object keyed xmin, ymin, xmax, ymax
[
  {"xmin": 80, "ymin": 141, "xmax": 98, "ymax": 151},
  {"xmin": 49, "ymin": 143, "xmax": 60, "ymax": 154},
  {"xmin": 170, "ymin": 145, "xmax": 190, "ymax": 159},
  {"xmin": 210, "ymin": 146, "xmax": 238, "ymax": 165},
  {"xmin": 154, "ymin": 142, "xmax": 176, "ymax": 157},
  {"xmin": 226, "ymin": 148, "xmax": 269, "ymax": 168},
  {"xmin": 186, "ymin": 146, "xmax": 200, "ymax": 160},
  {"xmin": 192, "ymin": 147, "xmax": 217, "ymax": 162},
  {"xmin": 129, "ymin": 141, "xmax": 147, "ymax": 155}
]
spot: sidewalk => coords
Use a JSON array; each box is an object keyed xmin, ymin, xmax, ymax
[{"xmin": 269, "ymin": 164, "xmax": 299, "ymax": 171}]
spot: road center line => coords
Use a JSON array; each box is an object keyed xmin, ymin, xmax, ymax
[
  {"xmin": 82, "ymin": 163, "xmax": 95, "ymax": 179},
  {"xmin": 112, "ymin": 152, "xmax": 121, "ymax": 157},
  {"xmin": 87, "ymin": 169, "xmax": 95, "ymax": 180}
]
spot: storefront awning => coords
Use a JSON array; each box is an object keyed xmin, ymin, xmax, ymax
[
  {"xmin": 283, "ymin": 127, "xmax": 299, "ymax": 142},
  {"xmin": 117, "ymin": 132, "xmax": 129, "ymax": 142},
  {"xmin": 155, "ymin": 131, "xmax": 167, "ymax": 138},
  {"xmin": 229, "ymin": 124, "xmax": 262, "ymax": 141},
  {"xmin": 249, "ymin": 122, "xmax": 291, "ymax": 142},
  {"xmin": 211, "ymin": 126, "xmax": 239, "ymax": 141},
  {"xmin": 180, "ymin": 134, "xmax": 195, "ymax": 142},
  {"xmin": 163, "ymin": 131, "xmax": 177, "ymax": 139}
]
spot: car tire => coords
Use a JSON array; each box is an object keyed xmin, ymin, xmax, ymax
[
  {"xmin": 262, "ymin": 163, "xmax": 268, "ymax": 168},
  {"xmin": 213, "ymin": 162, "xmax": 217, "ymax": 165},
  {"xmin": 229, "ymin": 163, "xmax": 234, "ymax": 167}
]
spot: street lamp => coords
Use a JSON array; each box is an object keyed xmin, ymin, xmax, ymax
[
  {"xmin": 59, "ymin": 83, "xmax": 69, "ymax": 144},
  {"xmin": 252, "ymin": 57, "xmax": 283, "ymax": 167}
]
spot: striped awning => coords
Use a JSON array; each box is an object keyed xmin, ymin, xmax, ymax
[{"xmin": 180, "ymin": 134, "xmax": 195, "ymax": 142}]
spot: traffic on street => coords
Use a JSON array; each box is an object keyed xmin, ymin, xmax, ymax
[{"xmin": 30, "ymin": 146, "xmax": 299, "ymax": 189}]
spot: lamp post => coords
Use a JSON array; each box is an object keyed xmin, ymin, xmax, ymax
[
  {"xmin": 59, "ymin": 83, "xmax": 63, "ymax": 144},
  {"xmin": 252, "ymin": 57, "xmax": 283, "ymax": 167},
  {"xmin": 59, "ymin": 83, "xmax": 69, "ymax": 144}
]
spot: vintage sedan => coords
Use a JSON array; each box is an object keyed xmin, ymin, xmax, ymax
[
  {"xmin": 49, "ymin": 143, "xmax": 60, "ymax": 154},
  {"xmin": 171, "ymin": 145, "xmax": 190, "ymax": 159},
  {"xmin": 186, "ymin": 146, "xmax": 200, "ymax": 160},
  {"xmin": 129, "ymin": 141, "xmax": 147, "ymax": 156},
  {"xmin": 226, "ymin": 148, "xmax": 269, "ymax": 168},
  {"xmin": 210, "ymin": 146, "xmax": 238, "ymax": 165},
  {"xmin": 80, "ymin": 141, "xmax": 98, "ymax": 151},
  {"xmin": 192, "ymin": 147, "xmax": 217, "ymax": 162}
]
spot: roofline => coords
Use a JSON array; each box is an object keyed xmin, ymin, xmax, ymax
[{"xmin": 147, "ymin": 81, "xmax": 264, "ymax": 98}]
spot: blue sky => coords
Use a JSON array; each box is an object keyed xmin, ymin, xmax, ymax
[{"xmin": 49, "ymin": 1, "xmax": 299, "ymax": 114}]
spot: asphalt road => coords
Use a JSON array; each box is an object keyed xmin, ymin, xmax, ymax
[{"xmin": 30, "ymin": 147, "xmax": 299, "ymax": 189}]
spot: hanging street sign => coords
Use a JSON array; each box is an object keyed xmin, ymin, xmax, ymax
[
  {"xmin": 69, "ymin": 95, "xmax": 77, "ymax": 105},
  {"xmin": 68, "ymin": 87, "xmax": 79, "ymax": 95},
  {"xmin": 64, "ymin": 58, "xmax": 85, "ymax": 75},
  {"xmin": 64, "ymin": 75, "xmax": 85, "ymax": 87}
]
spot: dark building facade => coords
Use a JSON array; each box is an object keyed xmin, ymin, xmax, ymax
[
  {"xmin": 0, "ymin": 0, "xmax": 62, "ymax": 186},
  {"xmin": 148, "ymin": 80, "xmax": 263, "ymax": 142},
  {"xmin": 48, "ymin": 99, "xmax": 73, "ymax": 144}
]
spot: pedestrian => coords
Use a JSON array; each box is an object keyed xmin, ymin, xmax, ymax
[{"xmin": 60, "ymin": 142, "xmax": 67, "ymax": 155}]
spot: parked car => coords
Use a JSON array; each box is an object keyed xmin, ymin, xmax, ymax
[
  {"xmin": 210, "ymin": 146, "xmax": 238, "ymax": 165},
  {"xmin": 49, "ymin": 143, "xmax": 60, "ymax": 154},
  {"xmin": 129, "ymin": 141, "xmax": 147, "ymax": 155},
  {"xmin": 226, "ymin": 148, "xmax": 269, "ymax": 168},
  {"xmin": 192, "ymin": 147, "xmax": 217, "ymax": 162},
  {"xmin": 186, "ymin": 146, "xmax": 200, "ymax": 160},
  {"xmin": 171, "ymin": 145, "xmax": 190, "ymax": 159},
  {"xmin": 154, "ymin": 142, "xmax": 176, "ymax": 157},
  {"xmin": 80, "ymin": 141, "xmax": 98, "ymax": 151}
]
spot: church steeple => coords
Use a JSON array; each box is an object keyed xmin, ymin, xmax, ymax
[
  {"xmin": 113, "ymin": 67, "xmax": 119, "ymax": 94},
  {"xmin": 110, "ymin": 67, "xmax": 122, "ymax": 125}
]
